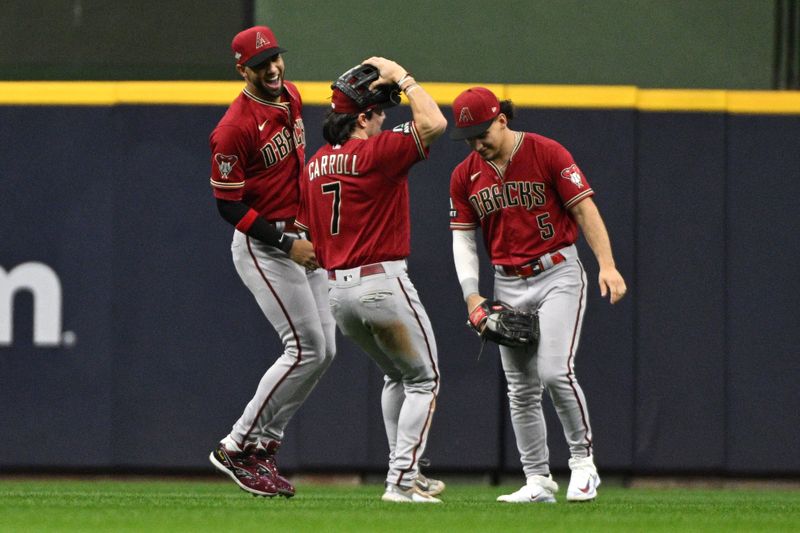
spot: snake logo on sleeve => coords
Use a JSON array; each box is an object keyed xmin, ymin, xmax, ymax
[{"xmin": 214, "ymin": 154, "xmax": 238, "ymax": 179}]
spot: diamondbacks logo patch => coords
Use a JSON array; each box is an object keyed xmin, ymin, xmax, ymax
[
  {"xmin": 560, "ymin": 164, "xmax": 584, "ymax": 188},
  {"xmin": 458, "ymin": 107, "xmax": 474, "ymax": 124},
  {"xmin": 256, "ymin": 32, "xmax": 269, "ymax": 48},
  {"xmin": 215, "ymin": 153, "xmax": 238, "ymax": 178},
  {"xmin": 392, "ymin": 122, "xmax": 413, "ymax": 135}
]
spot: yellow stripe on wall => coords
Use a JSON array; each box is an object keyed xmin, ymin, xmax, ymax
[{"xmin": 0, "ymin": 81, "xmax": 799, "ymax": 114}]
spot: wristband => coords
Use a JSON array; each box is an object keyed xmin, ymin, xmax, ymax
[
  {"xmin": 397, "ymin": 73, "xmax": 413, "ymax": 87},
  {"xmin": 235, "ymin": 208, "xmax": 259, "ymax": 232},
  {"xmin": 403, "ymin": 83, "xmax": 421, "ymax": 95},
  {"xmin": 278, "ymin": 233, "xmax": 296, "ymax": 254}
]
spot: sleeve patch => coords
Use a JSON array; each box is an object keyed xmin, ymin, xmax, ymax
[
  {"xmin": 560, "ymin": 164, "xmax": 585, "ymax": 188},
  {"xmin": 214, "ymin": 153, "xmax": 239, "ymax": 179},
  {"xmin": 449, "ymin": 197, "xmax": 458, "ymax": 218}
]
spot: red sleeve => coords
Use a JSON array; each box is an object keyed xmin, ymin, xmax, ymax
[
  {"xmin": 547, "ymin": 141, "xmax": 594, "ymax": 208},
  {"xmin": 449, "ymin": 163, "xmax": 479, "ymax": 230},
  {"xmin": 209, "ymin": 124, "xmax": 249, "ymax": 201},
  {"xmin": 370, "ymin": 122, "xmax": 429, "ymax": 181}
]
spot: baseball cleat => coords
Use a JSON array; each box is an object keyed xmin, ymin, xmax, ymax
[
  {"xmin": 415, "ymin": 473, "xmax": 446, "ymax": 496},
  {"xmin": 566, "ymin": 455, "xmax": 601, "ymax": 502},
  {"xmin": 254, "ymin": 440, "xmax": 296, "ymax": 498},
  {"xmin": 497, "ymin": 474, "xmax": 558, "ymax": 503},
  {"xmin": 381, "ymin": 484, "xmax": 442, "ymax": 503},
  {"xmin": 209, "ymin": 442, "xmax": 278, "ymax": 497}
]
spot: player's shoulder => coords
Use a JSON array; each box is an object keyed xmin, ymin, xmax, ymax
[
  {"xmin": 214, "ymin": 92, "xmax": 252, "ymax": 129},
  {"xmin": 451, "ymin": 151, "xmax": 483, "ymax": 178},
  {"xmin": 283, "ymin": 80, "xmax": 299, "ymax": 94},
  {"xmin": 283, "ymin": 81, "xmax": 303, "ymax": 104},
  {"xmin": 360, "ymin": 127, "xmax": 410, "ymax": 151},
  {"xmin": 523, "ymin": 131, "xmax": 569, "ymax": 153}
]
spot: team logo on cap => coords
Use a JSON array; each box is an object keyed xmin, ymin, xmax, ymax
[
  {"xmin": 458, "ymin": 107, "xmax": 474, "ymax": 124},
  {"xmin": 256, "ymin": 32, "xmax": 269, "ymax": 49},
  {"xmin": 560, "ymin": 164, "xmax": 584, "ymax": 188},
  {"xmin": 215, "ymin": 153, "xmax": 239, "ymax": 178}
]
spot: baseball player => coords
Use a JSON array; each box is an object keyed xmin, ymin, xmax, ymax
[
  {"xmin": 295, "ymin": 57, "xmax": 448, "ymax": 503},
  {"xmin": 448, "ymin": 87, "xmax": 626, "ymax": 503},
  {"xmin": 206, "ymin": 25, "xmax": 337, "ymax": 498}
]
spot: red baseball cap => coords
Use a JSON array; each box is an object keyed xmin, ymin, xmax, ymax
[
  {"xmin": 232, "ymin": 26, "xmax": 287, "ymax": 67},
  {"xmin": 330, "ymin": 87, "xmax": 364, "ymax": 114},
  {"xmin": 450, "ymin": 87, "xmax": 501, "ymax": 140}
]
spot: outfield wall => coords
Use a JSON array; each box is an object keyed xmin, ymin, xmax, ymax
[
  {"xmin": 1, "ymin": 84, "xmax": 799, "ymax": 476},
  {"xmin": 0, "ymin": 1, "xmax": 780, "ymax": 89}
]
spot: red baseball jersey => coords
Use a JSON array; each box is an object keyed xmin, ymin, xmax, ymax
[
  {"xmin": 449, "ymin": 132, "xmax": 593, "ymax": 266},
  {"xmin": 296, "ymin": 122, "xmax": 428, "ymax": 270},
  {"xmin": 209, "ymin": 82, "xmax": 306, "ymax": 220}
]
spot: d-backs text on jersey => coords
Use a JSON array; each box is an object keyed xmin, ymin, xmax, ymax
[
  {"xmin": 260, "ymin": 118, "xmax": 305, "ymax": 168},
  {"xmin": 469, "ymin": 181, "xmax": 547, "ymax": 219}
]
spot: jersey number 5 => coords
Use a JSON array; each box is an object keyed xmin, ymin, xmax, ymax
[
  {"xmin": 322, "ymin": 181, "xmax": 341, "ymax": 235},
  {"xmin": 536, "ymin": 213, "xmax": 554, "ymax": 240}
]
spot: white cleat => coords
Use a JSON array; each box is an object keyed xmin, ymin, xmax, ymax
[
  {"xmin": 566, "ymin": 455, "xmax": 601, "ymax": 502},
  {"xmin": 381, "ymin": 484, "xmax": 442, "ymax": 503},
  {"xmin": 415, "ymin": 473, "xmax": 446, "ymax": 496},
  {"xmin": 497, "ymin": 474, "xmax": 558, "ymax": 503}
]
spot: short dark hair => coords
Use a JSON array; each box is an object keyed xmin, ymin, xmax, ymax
[
  {"xmin": 322, "ymin": 108, "xmax": 378, "ymax": 145},
  {"xmin": 499, "ymin": 99, "xmax": 515, "ymax": 121}
]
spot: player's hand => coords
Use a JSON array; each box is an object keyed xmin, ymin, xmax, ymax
[
  {"xmin": 362, "ymin": 56, "xmax": 406, "ymax": 89},
  {"xmin": 288, "ymin": 239, "xmax": 320, "ymax": 270},
  {"xmin": 466, "ymin": 294, "xmax": 488, "ymax": 330},
  {"xmin": 598, "ymin": 268, "xmax": 627, "ymax": 304}
]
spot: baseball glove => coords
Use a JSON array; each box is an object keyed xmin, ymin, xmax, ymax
[
  {"xmin": 468, "ymin": 300, "xmax": 539, "ymax": 348},
  {"xmin": 331, "ymin": 64, "xmax": 401, "ymax": 111}
]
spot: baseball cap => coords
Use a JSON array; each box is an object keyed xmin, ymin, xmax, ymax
[
  {"xmin": 449, "ymin": 87, "xmax": 501, "ymax": 140},
  {"xmin": 232, "ymin": 26, "xmax": 287, "ymax": 67},
  {"xmin": 330, "ymin": 87, "xmax": 364, "ymax": 114}
]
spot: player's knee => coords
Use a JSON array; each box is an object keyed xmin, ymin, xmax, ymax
[
  {"xmin": 507, "ymin": 386, "xmax": 543, "ymax": 409},
  {"xmin": 403, "ymin": 373, "xmax": 437, "ymax": 395},
  {"xmin": 291, "ymin": 327, "xmax": 330, "ymax": 366},
  {"xmin": 539, "ymin": 367, "xmax": 572, "ymax": 390}
]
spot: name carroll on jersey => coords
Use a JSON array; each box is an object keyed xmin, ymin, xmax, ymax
[{"xmin": 307, "ymin": 151, "xmax": 359, "ymax": 181}]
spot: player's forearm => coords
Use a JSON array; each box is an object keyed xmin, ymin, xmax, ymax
[
  {"xmin": 401, "ymin": 78, "xmax": 447, "ymax": 146},
  {"xmin": 570, "ymin": 199, "xmax": 616, "ymax": 270},
  {"xmin": 452, "ymin": 229, "xmax": 481, "ymax": 302},
  {"xmin": 216, "ymin": 198, "xmax": 295, "ymax": 253}
]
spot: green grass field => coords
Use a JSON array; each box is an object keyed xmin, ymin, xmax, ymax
[{"xmin": 1, "ymin": 478, "xmax": 798, "ymax": 532}]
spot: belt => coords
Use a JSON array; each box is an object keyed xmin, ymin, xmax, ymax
[
  {"xmin": 500, "ymin": 251, "xmax": 566, "ymax": 279},
  {"xmin": 270, "ymin": 218, "xmax": 300, "ymax": 233},
  {"xmin": 327, "ymin": 263, "xmax": 386, "ymax": 281}
]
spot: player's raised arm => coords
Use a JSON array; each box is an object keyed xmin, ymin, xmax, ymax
[{"xmin": 362, "ymin": 56, "xmax": 447, "ymax": 147}]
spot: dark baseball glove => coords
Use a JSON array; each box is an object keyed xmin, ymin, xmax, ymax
[
  {"xmin": 331, "ymin": 64, "xmax": 401, "ymax": 111},
  {"xmin": 468, "ymin": 300, "xmax": 540, "ymax": 348}
]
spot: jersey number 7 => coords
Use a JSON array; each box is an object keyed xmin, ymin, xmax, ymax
[{"xmin": 322, "ymin": 181, "xmax": 341, "ymax": 235}]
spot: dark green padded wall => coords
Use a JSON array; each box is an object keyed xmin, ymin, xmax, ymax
[
  {"xmin": 0, "ymin": 0, "xmax": 246, "ymax": 80},
  {"xmin": 0, "ymin": 1, "xmax": 777, "ymax": 87},
  {"xmin": 259, "ymin": 0, "xmax": 773, "ymax": 89}
]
